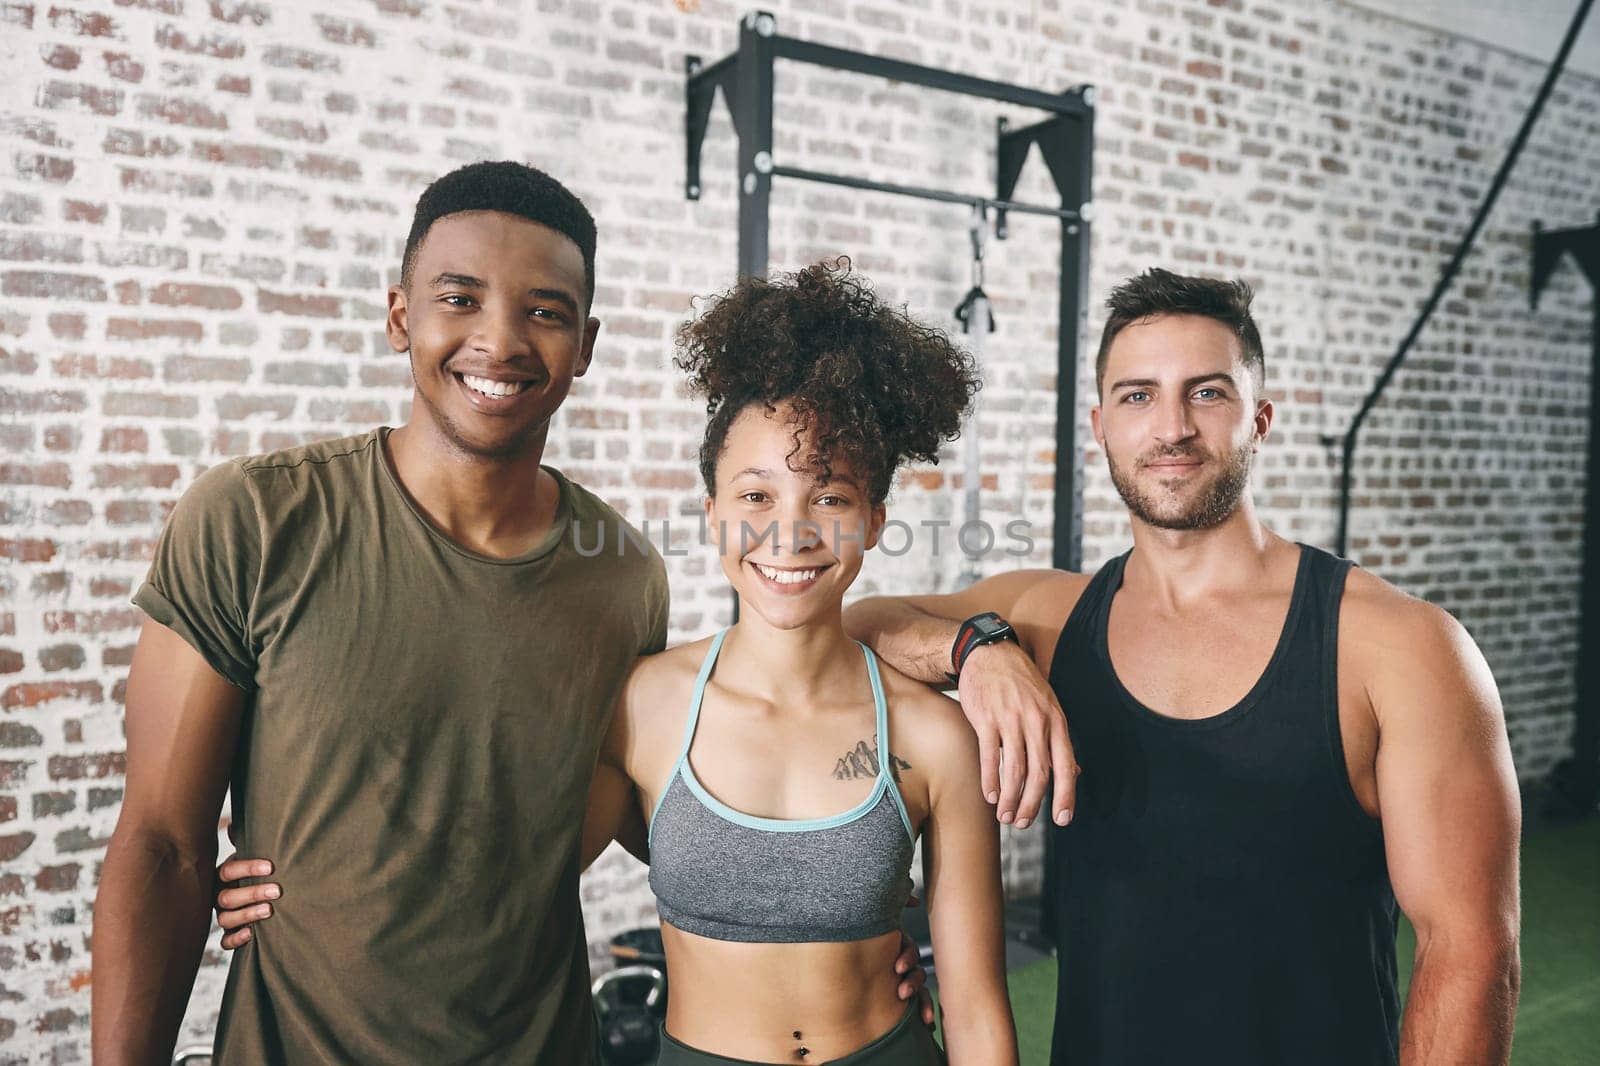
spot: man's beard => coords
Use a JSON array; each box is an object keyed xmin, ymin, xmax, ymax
[{"xmin": 1107, "ymin": 438, "xmax": 1253, "ymax": 531}]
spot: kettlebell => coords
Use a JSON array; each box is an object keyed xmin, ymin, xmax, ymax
[{"xmin": 593, "ymin": 963, "xmax": 667, "ymax": 1065}]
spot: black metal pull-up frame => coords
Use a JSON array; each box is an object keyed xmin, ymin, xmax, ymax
[
  {"xmin": 684, "ymin": 9, "xmax": 1096, "ymax": 575},
  {"xmin": 1531, "ymin": 213, "xmax": 1600, "ymax": 820}
]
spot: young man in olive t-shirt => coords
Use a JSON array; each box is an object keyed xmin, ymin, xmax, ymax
[{"xmin": 91, "ymin": 163, "xmax": 669, "ymax": 1064}]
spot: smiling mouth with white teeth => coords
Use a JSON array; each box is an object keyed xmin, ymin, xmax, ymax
[
  {"xmin": 751, "ymin": 562, "xmax": 831, "ymax": 586},
  {"xmin": 457, "ymin": 372, "xmax": 534, "ymax": 399}
]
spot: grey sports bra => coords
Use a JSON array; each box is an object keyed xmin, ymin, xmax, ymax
[{"xmin": 647, "ymin": 629, "xmax": 916, "ymax": 944}]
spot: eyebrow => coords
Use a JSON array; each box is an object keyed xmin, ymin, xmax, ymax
[
  {"xmin": 1109, "ymin": 372, "xmax": 1239, "ymax": 393},
  {"xmin": 427, "ymin": 273, "xmax": 580, "ymax": 313},
  {"xmin": 729, "ymin": 467, "xmax": 860, "ymax": 489}
]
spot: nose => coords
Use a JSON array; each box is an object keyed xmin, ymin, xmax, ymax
[
  {"xmin": 470, "ymin": 304, "xmax": 532, "ymax": 362},
  {"xmin": 771, "ymin": 498, "xmax": 823, "ymax": 555},
  {"xmin": 1152, "ymin": 392, "xmax": 1196, "ymax": 446}
]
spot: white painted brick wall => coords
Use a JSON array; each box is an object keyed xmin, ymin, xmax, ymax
[{"xmin": 0, "ymin": 0, "xmax": 1595, "ymax": 1056}]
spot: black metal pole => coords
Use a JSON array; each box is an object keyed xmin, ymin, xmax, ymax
[{"xmin": 1331, "ymin": 0, "xmax": 1595, "ymax": 557}]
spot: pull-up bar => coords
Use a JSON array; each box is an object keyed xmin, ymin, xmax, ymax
[{"xmin": 684, "ymin": 9, "xmax": 1096, "ymax": 578}]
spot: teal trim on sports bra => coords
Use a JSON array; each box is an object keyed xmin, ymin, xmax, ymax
[{"xmin": 647, "ymin": 629, "xmax": 915, "ymax": 844}]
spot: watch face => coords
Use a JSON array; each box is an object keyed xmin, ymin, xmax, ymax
[{"xmin": 973, "ymin": 615, "xmax": 1010, "ymax": 639}]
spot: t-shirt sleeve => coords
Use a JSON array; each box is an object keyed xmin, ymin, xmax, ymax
[{"xmin": 132, "ymin": 460, "xmax": 262, "ymax": 691}]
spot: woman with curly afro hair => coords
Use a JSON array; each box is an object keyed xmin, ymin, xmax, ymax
[{"xmin": 581, "ymin": 260, "xmax": 1014, "ymax": 1065}]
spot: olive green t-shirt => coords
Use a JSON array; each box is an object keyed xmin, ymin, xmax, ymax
[{"xmin": 133, "ymin": 428, "xmax": 668, "ymax": 1064}]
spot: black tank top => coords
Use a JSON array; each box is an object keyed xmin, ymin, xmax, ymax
[{"xmin": 1045, "ymin": 543, "xmax": 1400, "ymax": 1065}]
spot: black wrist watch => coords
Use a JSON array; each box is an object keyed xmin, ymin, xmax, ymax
[{"xmin": 948, "ymin": 611, "xmax": 1019, "ymax": 682}]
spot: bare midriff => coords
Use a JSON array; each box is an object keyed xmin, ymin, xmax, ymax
[{"xmin": 660, "ymin": 921, "xmax": 908, "ymax": 1062}]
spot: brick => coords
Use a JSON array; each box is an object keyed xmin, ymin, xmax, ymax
[
  {"xmin": 209, "ymin": 0, "xmax": 271, "ymax": 26},
  {"xmin": 61, "ymin": 198, "xmax": 107, "ymax": 223},
  {"xmin": 135, "ymin": 94, "xmax": 228, "ymax": 130},
  {"xmin": 0, "ymin": 232, "xmax": 82, "ymax": 263},
  {"xmin": 87, "ymin": 787, "xmax": 122, "ymax": 811},
  {"xmin": 103, "ymin": 391, "xmax": 197, "ymax": 418},
  {"xmin": 2, "ymin": 271, "xmax": 106, "ymax": 302},
  {"xmin": 0, "ymin": 463, "xmax": 70, "ymax": 488},
  {"xmin": 38, "ymin": 644, "xmax": 85, "ymax": 672},
  {"xmin": 215, "ymin": 394, "xmax": 294, "ymax": 420},
  {"xmin": 46, "ymin": 752, "xmax": 123, "ymax": 780},
  {"xmin": 0, "ymin": 723, "xmax": 43, "ymax": 747},
  {"xmin": 155, "ymin": 22, "xmax": 245, "ymax": 57},
  {"xmin": 258, "ymin": 289, "xmax": 342, "ymax": 317},
  {"xmin": 40, "ymin": 43, "xmax": 79, "ymax": 69},
  {"xmin": 149, "ymin": 282, "xmax": 244, "ymax": 310},
  {"xmin": 0, "ymin": 833, "xmax": 34, "ymax": 862},
  {"xmin": 35, "ymin": 79, "xmax": 122, "ymax": 116},
  {"xmin": 0, "ymin": 651, "xmax": 22, "ymax": 673},
  {"xmin": 52, "ymin": 354, "xmax": 155, "ymax": 380},
  {"xmin": 314, "ymin": 14, "xmax": 376, "ymax": 47},
  {"xmin": 46, "ymin": 6, "xmax": 119, "ymax": 37},
  {"xmin": 18, "ymin": 150, "xmax": 78, "ymax": 181},
  {"xmin": 47, "ymin": 312, "xmax": 86, "ymax": 338},
  {"xmin": 103, "ymin": 50, "xmax": 145, "ymax": 82},
  {"xmin": 163, "ymin": 355, "xmax": 250, "ymax": 382},
  {"xmin": 91, "ymin": 463, "xmax": 180, "ymax": 490},
  {"xmin": 264, "ymin": 361, "xmax": 347, "ymax": 387},
  {"xmin": 0, "ymin": 539, "xmax": 56, "ymax": 563},
  {"xmin": 2, "ymin": 682, "xmax": 103, "ymax": 710},
  {"xmin": 32, "ymin": 792, "xmax": 73, "ymax": 818},
  {"xmin": 0, "ymin": 193, "xmax": 44, "ymax": 224},
  {"xmin": 106, "ymin": 317, "xmax": 203, "ymax": 342}
]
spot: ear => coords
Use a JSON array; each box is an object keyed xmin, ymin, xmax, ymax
[
  {"xmin": 702, "ymin": 493, "xmax": 724, "ymax": 557},
  {"xmin": 1090, "ymin": 404, "xmax": 1105, "ymax": 449},
  {"xmin": 574, "ymin": 316, "xmax": 601, "ymax": 378},
  {"xmin": 864, "ymin": 501, "xmax": 888, "ymax": 551},
  {"xmin": 1252, "ymin": 397, "xmax": 1274, "ymax": 450},
  {"xmin": 386, "ymin": 284, "xmax": 410, "ymax": 354}
]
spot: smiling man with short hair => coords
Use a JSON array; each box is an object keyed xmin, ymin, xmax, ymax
[
  {"xmin": 848, "ymin": 268, "xmax": 1522, "ymax": 1065},
  {"xmin": 91, "ymin": 162, "xmax": 670, "ymax": 1064}
]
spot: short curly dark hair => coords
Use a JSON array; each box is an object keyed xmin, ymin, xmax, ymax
[
  {"xmin": 401, "ymin": 160, "xmax": 596, "ymax": 307},
  {"xmin": 675, "ymin": 260, "xmax": 980, "ymax": 505}
]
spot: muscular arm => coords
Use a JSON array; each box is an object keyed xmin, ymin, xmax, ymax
[
  {"xmin": 92, "ymin": 619, "xmax": 245, "ymax": 1065},
  {"xmin": 843, "ymin": 570, "xmax": 1057, "ymax": 684},
  {"xmin": 844, "ymin": 570, "xmax": 1081, "ymax": 827},
  {"xmin": 1371, "ymin": 604, "xmax": 1521, "ymax": 1065},
  {"xmin": 918, "ymin": 698, "xmax": 1018, "ymax": 1066}
]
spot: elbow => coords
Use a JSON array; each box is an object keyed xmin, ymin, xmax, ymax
[{"xmin": 105, "ymin": 820, "xmax": 218, "ymax": 878}]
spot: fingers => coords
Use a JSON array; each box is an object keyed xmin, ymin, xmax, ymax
[
  {"xmin": 996, "ymin": 718, "xmax": 1026, "ymax": 824},
  {"xmin": 894, "ymin": 932, "xmax": 919, "ymax": 972},
  {"xmin": 220, "ymin": 926, "xmax": 253, "ymax": 951},
  {"xmin": 216, "ymin": 857, "xmax": 273, "ymax": 885},
  {"xmin": 970, "ymin": 712, "xmax": 1002, "ymax": 809},
  {"xmin": 1049, "ymin": 712, "xmax": 1078, "ymax": 826},
  {"xmin": 918, "ymin": 987, "xmax": 936, "ymax": 1029},
  {"xmin": 216, "ymin": 901, "xmax": 273, "ymax": 932},
  {"xmin": 1014, "ymin": 714, "xmax": 1051, "ymax": 829},
  {"xmin": 216, "ymin": 882, "xmax": 281, "ymax": 913},
  {"xmin": 896, "ymin": 964, "xmax": 927, "ymax": 1001}
]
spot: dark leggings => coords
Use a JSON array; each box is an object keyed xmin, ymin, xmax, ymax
[{"xmin": 654, "ymin": 1004, "xmax": 945, "ymax": 1066}]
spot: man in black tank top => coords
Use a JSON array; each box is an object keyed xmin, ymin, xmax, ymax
[{"xmin": 847, "ymin": 270, "xmax": 1522, "ymax": 1065}]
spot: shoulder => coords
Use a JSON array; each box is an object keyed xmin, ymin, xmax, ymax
[
  {"xmin": 1008, "ymin": 568, "xmax": 1096, "ymax": 676},
  {"xmin": 1339, "ymin": 565, "xmax": 1498, "ymax": 720},
  {"xmin": 552, "ymin": 467, "xmax": 667, "ymax": 581},
  {"xmin": 619, "ymin": 635, "xmax": 712, "ymax": 721},
  {"xmin": 876, "ymin": 657, "xmax": 978, "ymax": 776}
]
